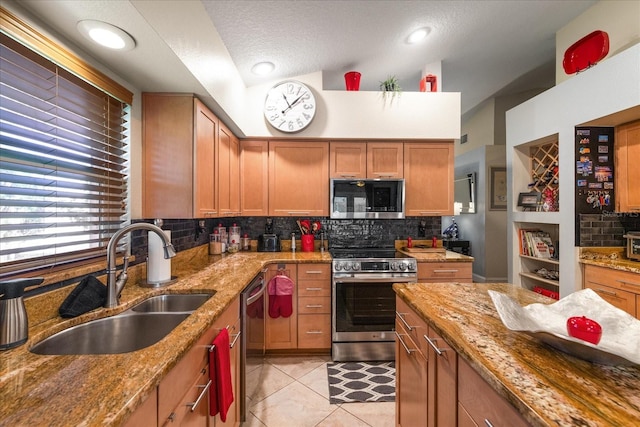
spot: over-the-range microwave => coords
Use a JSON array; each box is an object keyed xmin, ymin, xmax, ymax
[{"xmin": 330, "ymin": 178, "xmax": 405, "ymax": 219}]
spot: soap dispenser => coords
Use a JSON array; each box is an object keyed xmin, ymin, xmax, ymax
[{"xmin": 0, "ymin": 277, "xmax": 44, "ymax": 350}]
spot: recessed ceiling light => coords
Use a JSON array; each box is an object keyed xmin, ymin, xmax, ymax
[
  {"xmin": 77, "ymin": 20, "xmax": 136, "ymax": 51},
  {"xmin": 407, "ymin": 27, "xmax": 431, "ymax": 44},
  {"xmin": 252, "ymin": 61, "xmax": 275, "ymax": 75}
]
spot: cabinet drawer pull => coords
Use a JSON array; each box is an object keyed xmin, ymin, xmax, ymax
[
  {"xmin": 306, "ymin": 330, "xmax": 323, "ymax": 334},
  {"xmin": 617, "ymin": 279, "xmax": 640, "ymax": 290},
  {"xmin": 433, "ymin": 269, "xmax": 459, "ymax": 273},
  {"xmin": 306, "ymin": 287, "xmax": 323, "ymax": 291},
  {"xmin": 593, "ymin": 288, "xmax": 617, "ymax": 296},
  {"xmin": 339, "ymin": 174, "xmax": 357, "ymax": 178},
  {"xmin": 484, "ymin": 419, "xmax": 495, "ymax": 427},
  {"xmin": 287, "ymin": 211, "xmax": 311, "ymax": 215},
  {"xmin": 188, "ymin": 379, "xmax": 212, "ymax": 412},
  {"xmin": 423, "ymin": 335, "xmax": 446, "ymax": 356},
  {"xmin": 305, "ymin": 304, "xmax": 323, "ymax": 308},
  {"xmin": 230, "ymin": 331, "xmax": 242, "ymax": 348},
  {"xmin": 304, "ymin": 270, "xmax": 324, "ymax": 274},
  {"xmin": 419, "ymin": 212, "xmax": 439, "ymax": 215},
  {"xmin": 168, "ymin": 412, "xmax": 176, "ymax": 422},
  {"xmin": 395, "ymin": 311, "xmax": 415, "ymax": 331},
  {"xmin": 395, "ymin": 331, "xmax": 417, "ymax": 355}
]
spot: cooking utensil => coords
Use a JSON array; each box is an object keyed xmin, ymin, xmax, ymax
[{"xmin": 296, "ymin": 220, "xmax": 305, "ymax": 235}]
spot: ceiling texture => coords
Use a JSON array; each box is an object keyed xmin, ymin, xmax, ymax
[{"xmin": 14, "ymin": 0, "xmax": 597, "ymax": 122}]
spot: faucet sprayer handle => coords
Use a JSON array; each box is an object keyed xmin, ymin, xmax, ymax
[{"xmin": 0, "ymin": 278, "xmax": 44, "ymax": 300}]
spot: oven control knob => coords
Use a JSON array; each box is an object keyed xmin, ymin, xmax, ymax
[
  {"xmin": 352, "ymin": 263, "xmax": 360, "ymax": 271},
  {"xmin": 343, "ymin": 262, "xmax": 351, "ymax": 271},
  {"xmin": 398, "ymin": 262, "xmax": 407, "ymax": 271},
  {"xmin": 390, "ymin": 262, "xmax": 398, "ymax": 271},
  {"xmin": 334, "ymin": 262, "xmax": 343, "ymax": 271},
  {"xmin": 407, "ymin": 262, "xmax": 416, "ymax": 271}
]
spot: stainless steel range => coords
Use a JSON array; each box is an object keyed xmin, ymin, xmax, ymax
[{"xmin": 331, "ymin": 248, "xmax": 417, "ymax": 362}]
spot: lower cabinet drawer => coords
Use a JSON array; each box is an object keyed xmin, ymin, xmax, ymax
[
  {"xmin": 298, "ymin": 296, "xmax": 331, "ymax": 314},
  {"xmin": 584, "ymin": 282, "xmax": 636, "ymax": 317},
  {"xmin": 298, "ymin": 314, "xmax": 331, "ymax": 349},
  {"xmin": 418, "ymin": 262, "xmax": 472, "ymax": 282},
  {"xmin": 458, "ymin": 357, "xmax": 529, "ymax": 427}
]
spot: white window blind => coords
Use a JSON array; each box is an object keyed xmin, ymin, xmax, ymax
[{"xmin": 0, "ymin": 32, "xmax": 130, "ymax": 275}]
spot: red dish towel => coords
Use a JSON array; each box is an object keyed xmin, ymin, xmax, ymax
[{"xmin": 209, "ymin": 328, "xmax": 234, "ymax": 420}]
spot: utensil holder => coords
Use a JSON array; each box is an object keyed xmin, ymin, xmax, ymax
[{"xmin": 301, "ymin": 235, "xmax": 315, "ymax": 252}]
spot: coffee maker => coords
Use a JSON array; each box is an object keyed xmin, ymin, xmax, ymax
[{"xmin": 258, "ymin": 218, "xmax": 281, "ymax": 252}]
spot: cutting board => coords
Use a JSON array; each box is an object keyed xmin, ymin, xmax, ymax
[{"xmin": 402, "ymin": 246, "xmax": 446, "ymax": 253}]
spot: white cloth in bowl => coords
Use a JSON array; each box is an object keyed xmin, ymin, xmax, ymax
[{"xmin": 488, "ymin": 288, "xmax": 640, "ymax": 365}]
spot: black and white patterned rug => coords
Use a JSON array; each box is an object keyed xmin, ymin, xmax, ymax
[{"xmin": 327, "ymin": 361, "xmax": 395, "ymax": 404}]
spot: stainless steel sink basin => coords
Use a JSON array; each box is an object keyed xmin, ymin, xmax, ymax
[
  {"xmin": 131, "ymin": 293, "xmax": 214, "ymax": 313},
  {"xmin": 30, "ymin": 293, "xmax": 215, "ymax": 355}
]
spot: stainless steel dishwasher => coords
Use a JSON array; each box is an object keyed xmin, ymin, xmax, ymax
[{"xmin": 240, "ymin": 270, "xmax": 266, "ymax": 421}]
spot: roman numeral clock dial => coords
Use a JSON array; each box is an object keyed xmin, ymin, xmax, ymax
[{"xmin": 264, "ymin": 80, "xmax": 316, "ymax": 133}]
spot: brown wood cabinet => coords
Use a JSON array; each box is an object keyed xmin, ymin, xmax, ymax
[
  {"xmin": 404, "ymin": 141, "xmax": 454, "ymax": 216},
  {"xmin": 218, "ymin": 123, "xmax": 240, "ymax": 216},
  {"xmin": 615, "ymin": 119, "xmax": 640, "ymax": 212},
  {"xmin": 417, "ymin": 262, "xmax": 473, "ymax": 283},
  {"xmin": 297, "ymin": 264, "xmax": 331, "ymax": 349},
  {"xmin": 268, "ymin": 141, "xmax": 329, "ymax": 216},
  {"xmin": 426, "ymin": 327, "xmax": 457, "ymax": 427},
  {"xmin": 368, "ymin": 141, "xmax": 404, "ymax": 178},
  {"xmin": 395, "ymin": 318, "xmax": 428, "ymax": 427},
  {"xmin": 583, "ymin": 264, "xmax": 639, "ymax": 318},
  {"xmin": 329, "ymin": 141, "xmax": 403, "ymax": 178},
  {"xmin": 153, "ymin": 296, "xmax": 239, "ymax": 427},
  {"xmin": 458, "ymin": 357, "xmax": 529, "ymax": 427},
  {"xmin": 265, "ymin": 264, "xmax": 298, "ymax": 350},
  {"xmin": 143, "ymin": 93, "xmax": 219, "ymax": 219},
  {"xmin": 240, "ymin": 140, "xmax": 269, "ymax": 216},
  {"xmin": 329, "ymin": 141, "xmax": 367, "ymax": 178},
  {"xmin": 397, "ymin": 296, "xmax": 531, "ymax": 427}
]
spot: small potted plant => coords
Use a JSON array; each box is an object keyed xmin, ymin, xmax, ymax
[{"xmin": 380, "ymin": 75, "xmax": 401, "ymax": 105}]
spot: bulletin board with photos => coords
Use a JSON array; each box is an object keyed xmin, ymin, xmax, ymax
[{"xmin": 575, "ymin": 127, "xmax": 615, "ymax": 214}]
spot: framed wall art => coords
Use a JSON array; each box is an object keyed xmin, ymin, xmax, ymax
[
  {"xmin": 490, "ymin": 166, "xmax": 507, "ymax": 210},
  {"xmin": 517, "ymin": 191, "xmax": 542, "ymax": 210}
]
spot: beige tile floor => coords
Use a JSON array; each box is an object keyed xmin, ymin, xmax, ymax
[{"xmin": 242, "ymin": 355, "xmax": 395, "ymax": 427}]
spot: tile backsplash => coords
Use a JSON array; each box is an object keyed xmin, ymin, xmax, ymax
[
  {"xmin": 579, "ymin": 213, "xmax": 640, "ymax": 247},
  {"xmin": 133, "ymin": 216, "xmax": 442, "ymax": 261}
]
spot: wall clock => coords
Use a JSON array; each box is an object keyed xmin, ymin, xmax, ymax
[{"xmin": 264, "ymin": 80, "xmax": 316, "ymax": 133}]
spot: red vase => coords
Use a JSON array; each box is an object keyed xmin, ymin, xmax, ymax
[
  {"xmin": 420, "ymin": 74, "xmax": 437, "ymax": 92},
  {"xmin": 344, "ymin": 71, "xmax": 361, "ymax": 91}
]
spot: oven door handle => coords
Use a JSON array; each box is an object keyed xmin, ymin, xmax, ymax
[{"xmin": 334, "ymin": 276, "xmax": 416, "ymax": 283}]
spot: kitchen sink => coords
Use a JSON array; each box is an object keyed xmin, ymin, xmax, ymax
[
  {"xmin": 30, "ymin": 292, "xmax": 215, "ymax": 355},
  {"xmin": 131, "ymin": 293, "xmax": 214, "ymax": 313}
]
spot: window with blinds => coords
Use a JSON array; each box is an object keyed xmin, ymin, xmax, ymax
[{"xmin": 0, "ymin": 32, "xmax": 131, "ymax": 275}]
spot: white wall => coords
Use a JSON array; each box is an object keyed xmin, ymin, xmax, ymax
[
  {"xmin": 555, "ymin": 0, "xmax": 640, "ymax": 84},
  {"xmin": 506, "ymin": 44, "xmax": 640, "ymax": 296}
]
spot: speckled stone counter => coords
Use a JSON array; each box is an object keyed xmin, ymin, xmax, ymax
[
  {"xmin": 398, "ymin": 248, "xmax": 474, "ymax": 262},
  {"xmin": 394, "ymin": 282, "xmax": 640, "ymax": 427},
  {"xmin": 579, "ymin": 247, "xmax": 640, "ymax": 274},
  {"xmin": 0, "ymin": 248, "xmax": 331, "ymax": 426}
]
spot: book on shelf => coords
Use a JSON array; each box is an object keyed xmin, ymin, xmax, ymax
[{"xmin": 518, "ymin": 229, "xmax": 556, "ymax": 259}]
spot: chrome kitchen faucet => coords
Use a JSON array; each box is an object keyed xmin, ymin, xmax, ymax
[{"xmin": 105, "ymin": 223, "xmax": 176, "ymax": 308}]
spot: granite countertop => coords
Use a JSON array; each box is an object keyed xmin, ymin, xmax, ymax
[
  {"xmin": 579, "ymin": 247, "xmax": 640, "ymax": 274},
  {"xmin": 394, "ymin": 239, "xmax": 474, "ymax": 262},
  {"xmin": 394, "ymin": 282, "xmax": 640, "ymax": 427},
  {"xmin": 0, "ymin": 248, "xmax": 331, "ymax": 426}
]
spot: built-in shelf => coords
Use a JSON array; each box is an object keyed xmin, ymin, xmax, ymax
[
  {"xmin": 519, "ymin": 254, "xmax": 560, "ymax": 266},
  {"xmin": 519, "ymin": 272, "xmax": 560, "ymax": 288}
]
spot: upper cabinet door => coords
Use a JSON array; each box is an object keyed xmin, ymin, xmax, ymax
[
  {"xmin": 615, "ymin": 119, "xmax": 640, "ymax": 212},
  {"xmin": 269, "ymin": 141, "xmax": 329, "ymax": 216},
  {"xmin": 367, "ymin": 142, "xmax": 404, "ymax": 178},
  {"xmin": 193, "ymin": 99, "xmax": 218, "ymax": 218},
  {"xmin": 240, "ymin": 140, "xmax": 269, "ymax": 216},
  {"xmin": 218, "ymin": 122, "xmax": 240, "ymax": 216},
  {"xmin": 330, "ymin": 142, "xmax": 367, "ymax": 178},
  {"xmin": 142, "ymin": 94, "xmax": 218, "ymax": 219},
  {"xmin": 404, "ymin": 142, "xmax": 454, "ymax": 216}
]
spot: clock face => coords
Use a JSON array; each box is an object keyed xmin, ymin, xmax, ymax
[{"xmin": 264, "ymin": 80, "xmax": 316, "ymax": 133}]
